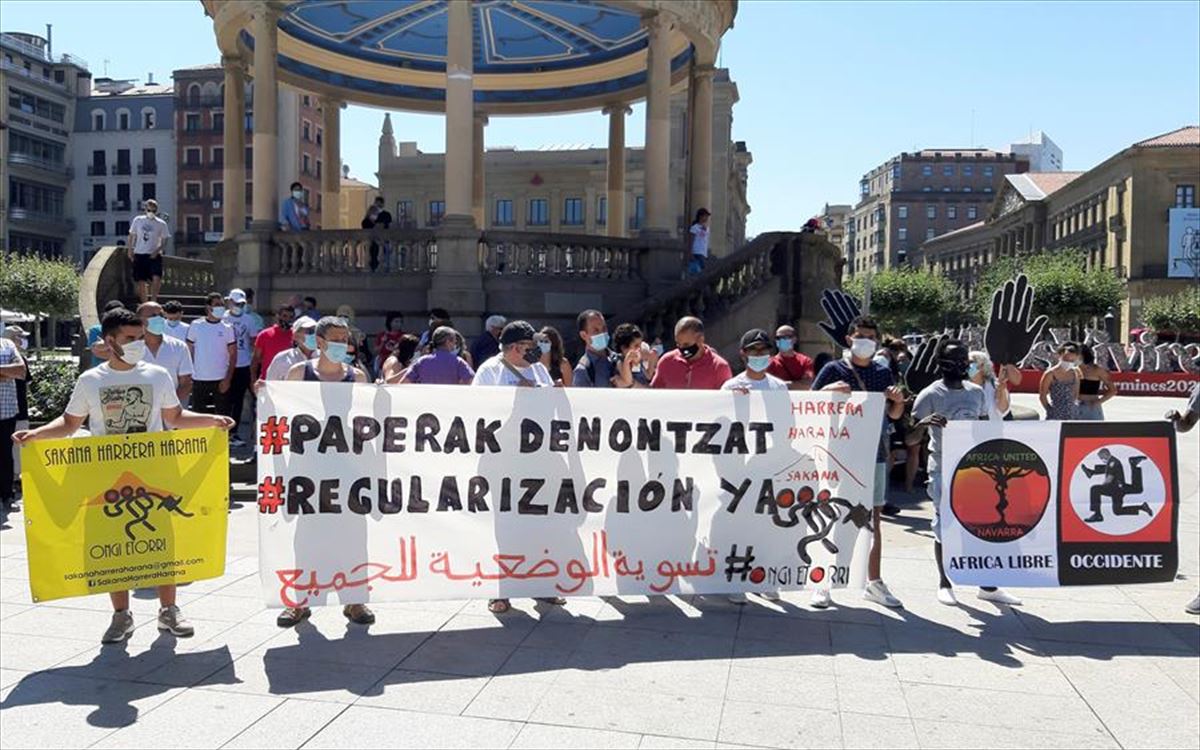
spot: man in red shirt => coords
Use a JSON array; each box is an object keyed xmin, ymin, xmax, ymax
[
  {"xmin": 766, "ymin": 324, "xmax": 814, "ymax": 390},
  {"xmin": 650, "ymin": 316, "xmax": 732, "ymax": 390},
  {"xmin": 250, "ymin": 303, "xmax": 296, "ymax": 382}
]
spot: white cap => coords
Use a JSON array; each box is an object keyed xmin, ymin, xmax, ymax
[
  {"xmin": 228, "ymin": 288, "xmax": 247, "ymax": 304},
  {"xmin": 294, "ymin": 317, "xmax": 318, "ymax": 331},
  {"xmin": 485, "ymin": 314, "xmax": 507, "ymax": 330}
]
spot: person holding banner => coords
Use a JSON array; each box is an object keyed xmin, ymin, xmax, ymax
[
  {"xmin": 911, "ymin": 339, "xmax": 1022, "ymax": 607},
  {"xmin": 12, "ymin": 308, "xmax": 235, "ymax": 643},
  {"xmin": 811, "ymin": 316, "xmax": 906, "ymax": 609},
  {"xmin": 0, "ymin": 334, "xmax": 26, "ymax": 512}
]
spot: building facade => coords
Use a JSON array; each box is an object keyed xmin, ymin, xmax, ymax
[
  {"xmin": 337, "ymin": 167, "xmax": 380, "ymax": 229},
  {"xmin": 819, "ymin": 203, "xmax": 851, "ymax": 253},
  {"xmin": 915, "ymin": 126, "xmax": 1200, "ymax": 338},
  {"xmin": 846, "ymin": 149, "xmax": 1029, "ymax": 277},
  {"xmin": 70, "ymin": 77, "xmax": 175, "ymax": 264},
  {"xmin": 0, "ymin": 30, "xmax": 90, "ymax": 257},
  {"xmin": 376, "ymin": 70, "xmax": 752, "ymax": 255},
  {"xmin": 171, "ymin": 65, "xmax": 322, "ymax": 256},
  {"xmin": 1010, "ymin": 131, "xmax": 1063, "ymax": 172}
]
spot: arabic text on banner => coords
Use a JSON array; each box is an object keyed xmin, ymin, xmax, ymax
[
  {"xmin": 21, "ymin": 428, "xmax": 230, "ymax": 602},
  {"xmin": 257, "ymin": 383, "xmax": 885, "ymax": 606}
]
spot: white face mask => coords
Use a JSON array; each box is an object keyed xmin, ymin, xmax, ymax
[
  {"xmin": 117, "ymin": 339, "xmax": 146, "ymax": 365},
  {"xmin": 292, "ymin": 190, "xmax": 304, "ymax": 201},
  {"xmin": 849, "ymin": 337, "xmax": 877, "ymax": 360}
]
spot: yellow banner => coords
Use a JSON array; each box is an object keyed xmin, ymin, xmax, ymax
[{"xmin": 20, "ymin": 428, "xmax": 229, "ymax": 602}]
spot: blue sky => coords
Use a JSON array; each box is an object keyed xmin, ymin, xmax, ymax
[{"xmin": 5, "ymin": 0, "xmax": 1198, "ymax": 235}]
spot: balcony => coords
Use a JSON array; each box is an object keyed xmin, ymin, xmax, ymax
[
  {"xmin": 7, "ymin": 152, "xmax": 70, "ymax": 174},
  {"xmin": 110, "ymin": 200, "xmax": 131, "ymax": 212},
  {"xmin": 180, "ymin": 160, "xmax": 205, "ymax": 171},
  {"xmin": 87, "ymin": 200, "xmax": 107, "ymax": 212},
  {"xmin": 87, "ymin": 164, "xmax": 108, "ymax": 176},
  {"xmin": 180, "ymin": 95, "xmax": 223, "ymax": 108},
  {"xmin": 111, "ymin": 163, "xmax": 132, "ymax": 176},
  {"xmin": 137, "ymin": 163, "xmax": 157, "ymax": 175},
  {"xmin": 9, "ymin": 206, "xmax": 74, "ymax": 229}
]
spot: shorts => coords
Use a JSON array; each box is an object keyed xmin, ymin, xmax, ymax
[
  {"xmin": 132, "ymin": 253, "xmax": 163, "ymax": 282},
  {"xmin": 928, "ymin": 473, "xmax": 943, "ymax": 540},
  {"xmin": 872, "ymin": 462, "xmax": 887, "ymax": 508}
]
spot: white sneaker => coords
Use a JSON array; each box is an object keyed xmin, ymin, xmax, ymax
[
  {"xmin": 810, "ymin": 589, "xmax": 832, "ymax": 609},
  {"xmin": 1187, "ymin": 594, "xmax": 1200, "ymax": 615},
  {"xmin": 759, "ymin": 591, "xmax": 781, "ymax": 601},
  {"xmin": 230, "ymin": 435, "xmax": 247, "ymax": 448},
  {"xmin": 863, "ymin": 579, "xmax": 903, "ymax": 609},
  {"xmin": 936, "ymin": 587, "xmax": 958, "ymax": 606},
  {"xmin": 977, "ymin": 588, "xmax": 1022, "ymax": 606},
  {"xmin": 727, "ymin": 593, "xmax": 748, "ymax": 605}
]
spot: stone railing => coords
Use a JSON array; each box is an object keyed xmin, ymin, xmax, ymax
[
  {"xmin": 78, "ymin": 248, "xmax": 220, "ymax": 329},
  {"xmin": 161, "ymin": 255, "xmax": 216, "ymax": 295},
  {"xmin": 271, "ymin": 228, "xmax": 438, "ymax": 275},
  {"xmin": 478, "ymin": 230, "xmax": 649, "ymax": 280}
]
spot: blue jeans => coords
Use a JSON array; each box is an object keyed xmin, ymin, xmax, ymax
[{"xmin": 687, "ymin": 254, "xmax": 707, "ymax": 276}]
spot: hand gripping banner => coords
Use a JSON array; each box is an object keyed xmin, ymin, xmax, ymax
[{"xmin": 256, "ymin": 383, "xmax": 886, "ymax": 607}]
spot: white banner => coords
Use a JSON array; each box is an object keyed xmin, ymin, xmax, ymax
[
  {"xmin": 939, "ymin": 420, "xmax": 1179, "ymax": 587},
  {"xmin": 255, "ymin": 383, "xmax": 885, "ymax": 607}
]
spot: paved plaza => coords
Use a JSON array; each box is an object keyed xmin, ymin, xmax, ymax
[{"xmin": 0, "ymin": 394, "xmax": 1197, "ymax": 749}]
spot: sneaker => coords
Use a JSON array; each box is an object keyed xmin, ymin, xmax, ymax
[
  {"xmin": 101, "ymin": 609, "xmax": 135, "ymax": 644},
  {"xmin": 863, "ymin": 579, "xmax": 903, "ymax": 608},
  {"xmin": 759, "ymin": 591, "xmax": 781, "ymax": 601},
  {"xmin": 728, "ymin": 593, "xmax": 748, "ymax": 605},
  {"xmin": 276, "ymin": 606, "xmax": 312, "ymax": 628},
  {"xmin": 343, "ymin": 603, "xmax": 375, "ymax": 625},
  {"xmin": 936, "ymin": 587, "xmax": 958, "ymax": 606},
  {"xmin": 977, "ymin": 588, "xmax": 1022, "ymax": 606},
  {"xmin": 1187, "ymin": 594, "xmax": 1200, "ymax": 615},
  {"xmin": 881, "ymin": 502, "xmax": 902, "ymax": 516},
  {"xmin": 810, "ymin": 589, "xmax": 832, "ymax": 609},
  {"xmin": 157, "ymin": 605, "xmax": 195, "ymax": 637},
  {"xmin": 229, "ymin": 435, "xmax": 247, "ymax": 449}
]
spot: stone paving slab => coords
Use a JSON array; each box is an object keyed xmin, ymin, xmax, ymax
[{"xmin": 0, "ymin": 395, "xmax": 1197, "ymax": 748}]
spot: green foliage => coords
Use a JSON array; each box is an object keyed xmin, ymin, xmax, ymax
[
  {"xmin": 25, "ymin": 358, "xmax": 77, "ymax": 424},
  {"xmin": 1142, "ymin": 289, "xmax": 1200, "ymax": 335},
  {"xmin": 973, "ymin": 248, "xmax": 1125, "ymax": 326},
  {"xmin": 0, "ymin": 252, "xmax": 80, "ymax": 317},
  {"xmin": 845, "ymin": 268, "xmax": 960, "ymax": 335}
]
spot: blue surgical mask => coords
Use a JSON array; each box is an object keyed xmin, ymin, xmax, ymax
[
  {"xmin": 324, "ymin": 341, "xmax": 350, "ymax": 364},
  {"xmin": 967, "ymin": 363, "xmax": 980, "ymax": 379},
  {"xmin": 747, "ymin": 354, "xmax": 772, "ymax": 373},
  {"xmin": 777, "ymin": 338, "xmax": 795, "ymax": 352},
  {"xmin": 229, "ymin": 304, "xmax": 244, "ymax": 316},
  {"xmin": 210, "ymin": 306, "xmax": 226, "ymax": 319},
  {"xmin": 590, "ymin": 332, "xmax": 609, "ymax": 351},
  {"xmin": 146, "ymin": 316, "xmax": 166, "ymax": 336},
  {"xmin": 303, "ymin": 333, "xmax": 317, "ymax": 350},
  {"xmin": 538, "ymin": 341, "xmax": 552, "ymax": 355}
]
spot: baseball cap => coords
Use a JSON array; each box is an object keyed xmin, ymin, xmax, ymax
[
  {"xmin": 740, "ymin": 328, "xmax": 774, "ymax": 351},
  {"xmin": 228, "ymin": 288, "xmax": 247, "ymax": 304},
  {"xmin": 5, "ymin": 325, "xmax": 29, "ymax": 338},
  {"xmin": 500, "ymin": 320, "xmax": 537, "ymax": 345},
  {"xmin": 293, "ymin": 317, "xmax": 318, "ymax": 331}
]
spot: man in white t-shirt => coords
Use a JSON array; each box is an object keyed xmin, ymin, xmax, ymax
[
  {"xmin": 138, "ymin": 301, "xmax": 194, "ymax": 403},
  {"xmin": 161, "ymin": 300, "xmax": 190, "ymax": 341},
  {"xmin": 722, "ymin": 328, "xmax": 789, "ymax": 393},
  {"xmin": 254, "ymin": 316, "xmax": 318, "ymax": 389},
  {"xmin": 687, "ymin": 208, "xmax": 711, "ymax": 276},
  {"xmin": 222, "ymin": 288, "xmax": 260, "ymax": 448},
  {"xmin": 186, "ymin": 292, "xmax": 236, "ymax": 421},
  {"xmin": 471, "ymin": 321, "xmax": 563, "ymax": 616},
  {"xmin": 127, "ymin": 199, "xmax": 170, "ymax": 303},
  {"xmin": 13, "ymin": 308, "xmax": 234, "ymax": 644}
]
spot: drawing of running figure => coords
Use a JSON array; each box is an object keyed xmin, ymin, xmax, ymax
[{"xmin": 1081, "ymin": 448, "xmax": 1151, "ymax": 522}]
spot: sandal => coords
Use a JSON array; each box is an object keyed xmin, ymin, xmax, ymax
[
  {"xmin": 488, "ymin": 598, "xmax": 511, "ymax": 614},
  {"xmin": 535, "ymin": 597, "xmax": 567, "ymax": 606}
]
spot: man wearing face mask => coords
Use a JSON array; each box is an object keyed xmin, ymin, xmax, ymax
[
  {"xmin": 138, "ymin": 301, "xmax": 194, "ymax": 404},
  {"xmin": 13, "ymin": 307, "xmax": 235, "ymax": 643},
  {"xmin": 258, "ymin": 316, "xmax": 318, "ymax": 387},
  {"xmin": 251, "ymin": 304, "xmax": 297, "ymax": 384},
  {"xmin": 910, "ymin": 340, "xmax": 1022, "ymax": 607},
  {"xmin": 766, "ymin": 324, "xmax": 815, "ymax": 390},
  {"xmin": 186, "ymin": 292, "xmax": 237, "ymax": 420},
  {"xmin": 127, "ymin": 199, "xmax": 170, "ymax": 303},
  {"xmin": 572, "ymin": 310, "xmax": 620, "ymax": 388},
  {"xmin": 280, "ymin": 181, "xmax": 310, "ymax": 232},
  {"xmin": 811, "ymin": 316, "xmax": 907, "ymax": 610},
  {"xmin": 222, "ymin": 289, "xmax": 260, "ymax": 448},
  {"xmin": 723, "ymin": 329, "xmax": 789, "ymax": 392},
  {"xmin": 0, "ymin": 330, "xmax": 26, "ymax": 512},
  {"xmin": 650, "ymin": 317, "xmax": 732, "ymax": 390},
  {"xmin": 161, "ymin": 300, "xmax": 190, "ymax": 341}
]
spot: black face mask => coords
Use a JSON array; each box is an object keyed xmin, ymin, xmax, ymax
[
  {"xmin": 939, "ymin": 358, "xmax": 969, "ymax": 380},
  {"xmin": 279, "ymin": 319, "xmax": 293, "ymax": 331},
  {"xmin": 679, "ymin": 344, "xmax": 700, "ymax": 359},
  {"xmin": 522, "ymin": 347, "xmax": 541, "ymax": 365}
]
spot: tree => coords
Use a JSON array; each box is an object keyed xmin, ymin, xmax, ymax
[
  {"xmin": 844, "ymin": 268, "xmax": 960, "ymax": 335},
  {"xmin": 973, "ymin": 248, "xmax": 1125, "ymax": 327},
  {"xmin": 0, "ymin": 252, "xmax": 80, "ymax": 317},
  {"xmin": 1141, "ymin": 289, "xmax": 1200, "ymax": 338}
]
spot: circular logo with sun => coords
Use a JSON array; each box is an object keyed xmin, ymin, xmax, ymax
[{"xmin": 950, "ymin": 439, "xmax": 1050, "ymax": 543}]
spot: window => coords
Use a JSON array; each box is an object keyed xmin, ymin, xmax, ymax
[
  {"xmin": 897, "ymin": 205, "xmax": 908, "ymax": 219},
  {"xmin": 494, "ymin": 199, "xmax": 514, "ymax": 226},
  {"xmin": 302, "ymin": 95, "xmax": 311, "ymax": 107},
  {"xmin": 983, "ymin": 165, "xmax": 994, "ymax": 177},
  {"xmin": 633, "ymin": 196, "xmax": 645, "ymax": 230},
  {"xmin": 140, "ymin": 148, "xmax": 156, "ymax": 174},
  {"xmin": 187, "ymin": 83, "xmax": 200, "ymax": 105},
  {"xmin": 185, "ymin": 216, "xmax": 201, "ymax": 235},
  {"xmin": 528, "ymin": 198, "xmax": 549, "ymax": 226},
  {"xmin": 316, "ymin": 160, "xmax": 322, "ymax": 178},
  {"xmin": 115, "ymin": 183, "xmax": 130, "ymax": 211},
  {"xmin": 212, "ymin": 182, "xmax": 224, "ymax": 203},
  {"xmin": 967, "ymin": 205, "xmax": 978, "ymax": 219},
  {"xmin": 597, "ymin": 196, "xmax": 607, "ymax": 225},
  {"xmin": 860, "ymin": 181, "xmax": 869, "ymax": 196},
  {"xmin": 244, "ymin": 146, "xmax": 253, "ymax": 170},
  {"xmin": 1176, "ymin": 185, "xmax": 1196, "ymax": 207},
  {"xmin": 943, "ymin": 164, "xmax": 954, "ymax": 176},
  {"xmin": 942, "ymin": 187, "xmax": 951, "ymax": 192},
  {"xmin": 922, "ymin": 165, "xmax": 933, "ymax": 177},
  {"xmin": 396, "ymin": 200, "xmax": 413, "ymax": 224},
  {"xmin": 90, "ymin": 221, "xmax": 105, "ymax": 237},
  {"xmin": 212, "ymin": 112, "xmax": 224, "ymax": 131},
  {"xmin": 316, "ymin": 128, "xmax": 323, "ymax": 146},
  {"xmin": 92, "ymin": 110, "xmax": 105, "ymax": 130},
  {"xmin": 983, "ymin": 187, "xmax": 993, "ymax": 193},
  {"xmin": 141, "ymin": 182, "xmax": 156, "ymax": 201},
  {"xmin": 563, "ymin": 197, "xmax": 584, "ymax": 225},
  {"xmin": 429, "ymin": 200, "xmax": 445, "ymax": 226},
  {"xmin": 302, "ymin": 153, "xmax": 311, "ymax": 175},
  {"xmin": 926, "ymin": 205, "xmax": 936, "ymax": 219},
  {"xmin": 185, "ymin": 113, "xmax": 200, "ymax": 132},
  {"xmin": 947, "ymin": 205, "xmax": 957, "ymax": 219},
  {"xmin": 212, "ymin": 216, "xmax": 224, "ymax": 234},
  {"xmin": 963, "ymin": 164, "xmax": 973, "ymax": 177},
  {"xmin": 926, "ymin": 228, "xmax": 936, "ymax": 241},
  {"xmin": 185, "ymin": 182, "xmax": 202, "ymax": 200},
  {"xmin": 962, "ymin": 186, "xmax": 972, "ymax": 193},
  {"xmin": 90, "ymin": 184, "xmax": 106, "ymax": 210},
  {"xmin": 142, "ymin": 108, "xmax": 156, "ymax": 129},
  {"xmin": 116, "ymin": 110, "xmax": 129, "ymax": 130},
  {"xmin": 115, "ymin": 220, "xmax": 130, "ymax": 237},
  {"xmin": 185, "ymin": 147, "xmax": 202, "ymax": 167},
  {"xmin": 213, "ymin": 146, "xmax": 224, "ymax": 165},
  {"xmin": 302, "ymin": 120, "xmax": 311, "ymax": 142},
  {"xmin": 922, "ymin": 186, "xmax": 932, "ymax": 192},
  {"xmin": 898, "ymin": 227, "xmax": 907, "ymax": 241},
  {"xmin": 891, "ymin": 164, "xmax": 901, "ymax": 179}
]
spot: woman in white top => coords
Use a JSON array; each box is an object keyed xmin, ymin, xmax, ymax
[{"xmin": 967, "ymin": 350, "xmax": 1021, "ymax": 421}]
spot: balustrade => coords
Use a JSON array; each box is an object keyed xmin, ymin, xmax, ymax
[{"xmin": 271, "ymin": 229, "xmax": 438, "ymax": 275}]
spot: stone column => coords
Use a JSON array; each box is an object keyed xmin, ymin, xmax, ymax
[
  {"xmin": 603, "ymin": 104, "xmax": 630, "ymax": 237},
  {"xmin": 443, "ymin": 0, "xmax": 474, "ymax": 225},
  {"xmin": 321, "ymin": 98, "xmax": 341, "ymax": 228},
  {"xmin": 642, "ymin": 12, "xmax": 672, "ymax": 234},
  {"xmin": 688, "ymin": 64, "xmax": 715, "ymax": 219},
  {"xmin": 472, "ymin": 114, "xmax": 487, "ymax": 227},
  {"xmin": 221, "ymin": 55, "xmax": 246, "ymax": 237},
  {"xmin": 250, "ymin": 1, "xmax": 280, "ymax": 230}
]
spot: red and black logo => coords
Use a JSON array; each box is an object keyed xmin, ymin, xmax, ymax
[{"xmin": 950, "ymin": 438, "xmax": 1051, "ymax": 543}]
